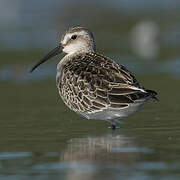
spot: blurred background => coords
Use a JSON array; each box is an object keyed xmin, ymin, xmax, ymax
[{"xmin": 0, "ymin": 0, "xmax": 180, "ymax": 180}]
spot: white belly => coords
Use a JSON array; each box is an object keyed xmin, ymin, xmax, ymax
[{"xmin": 77, "ymin": 102, "xmax": 145, "ymax": 123}]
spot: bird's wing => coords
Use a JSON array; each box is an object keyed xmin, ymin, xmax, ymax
[{"xmin": 58, "ymin": 53, "xmax": 157, "ymax": 112}]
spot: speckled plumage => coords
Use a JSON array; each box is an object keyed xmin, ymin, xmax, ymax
[
  {"xmin": 56, "ymin": 51, "xmax": 157, "ymax": 122},
  {"xmin": 31, "ymin": 27, "xmax": 158, "ymax": 128}
]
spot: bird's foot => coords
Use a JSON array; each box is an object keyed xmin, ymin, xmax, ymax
[{"xmin": 108, "ymin": 124, "xmax": 119, "ymax": 130}]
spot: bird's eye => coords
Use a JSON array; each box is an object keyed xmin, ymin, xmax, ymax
[{"xmin": 71, "ymin": 35, "xmax": 77, "ymax": 40}]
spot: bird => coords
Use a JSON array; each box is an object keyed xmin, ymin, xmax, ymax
[{"xmin": 30, "ymin": 26, "xmax": 158, "ymax": 129}]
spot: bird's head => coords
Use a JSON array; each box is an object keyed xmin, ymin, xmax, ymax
[{"xmin": 30, "ymin": 27, "xmax": 95, "ymax": 72}]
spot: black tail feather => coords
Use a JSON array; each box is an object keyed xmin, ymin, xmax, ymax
[{"xmin": 146, "ymin": 89, "xmax": 159, "ymax": 101}]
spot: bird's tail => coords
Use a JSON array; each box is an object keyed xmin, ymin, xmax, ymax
[{"xmin": 146, "ymin": 89, "xmax": 159, "ymax": 101}]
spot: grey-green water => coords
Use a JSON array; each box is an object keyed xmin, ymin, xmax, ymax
[{"xmin": 1, "ymin": 1, "xmax": 180, "ymax": 179}]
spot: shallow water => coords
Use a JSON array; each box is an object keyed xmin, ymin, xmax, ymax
[
  {"xmin": 1, "ymin": 0, "xmax": 180, "ymax": 180},
  {"xmin": 1, "ymin": 61, "xmax": 180, "ymax": 180}
]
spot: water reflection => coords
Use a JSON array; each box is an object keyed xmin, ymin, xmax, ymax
[
  {"xmin": 60, "ymin": 132, "xmax": 153, "ymax": 180},
  {"xmin": 62, "ymin": 132, "xmax": 151, "ymax": 162},
  {"xmin": 0, "ymin": 132, "xmax": 180, "ymax": 179}
]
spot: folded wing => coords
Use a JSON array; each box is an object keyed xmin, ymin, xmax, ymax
[{"xmin": 58, "ymin": 53, "xmax": 158, "ymax": 112}]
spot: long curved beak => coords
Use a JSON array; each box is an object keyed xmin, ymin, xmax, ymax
[{"xmin": 30, "ymin": 44, "xmax": 62, "ymax": 73}]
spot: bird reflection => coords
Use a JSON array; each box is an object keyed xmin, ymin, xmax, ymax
[
  {"xmin": 62, "ymin": 132, "xmax": 137, "ymax": 162},
  {"xmin": 60, "ymin": 132, "xmax": 152, "ymax": 180}
]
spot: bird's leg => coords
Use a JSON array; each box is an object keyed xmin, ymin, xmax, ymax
[
  {"xmin": 107, "ymin": 120, "xmax": 119, "ymax": 129},
  {"xmin": 111, "ymin": 123, "xmax": 116, "ymax": 130}
]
